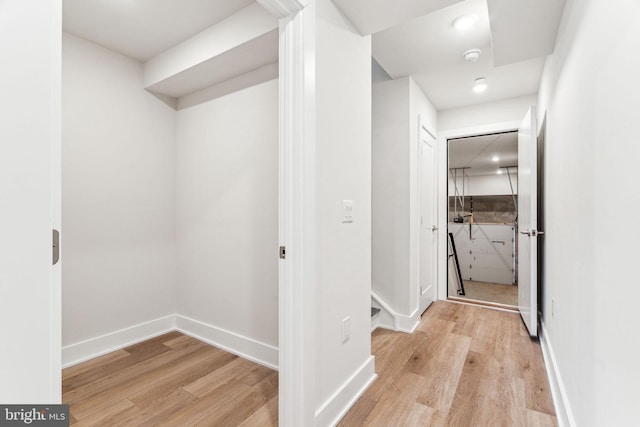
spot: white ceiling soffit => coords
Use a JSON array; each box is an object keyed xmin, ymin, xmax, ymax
[
  {"xmin": 148, "ymin": 30, "xmax": 279, "ymax": 98},
  {"xmin": 449, "ymin": 132, "xmax": 517, "ymax": 175},
  {"xmin": 373, "ymin": 0, "xmax": 547, "ymax": 110},
  {"xmin": 488, "ymin": 0, "xmax": 566, "ymax": 67},
  {"xmin": 62, "ymin": 0, "xmax": 255, "ymax": 61},
  {"xmin": 333, "ymin": 0, "xmax": 464, "ymax": 35},
  {"xmin": 412, "ymin": 56, "xmax": 545, "ymax": 111},
  {"xmin": 373, "ymin": 0, "xmax": 491, "ymax": 78}
]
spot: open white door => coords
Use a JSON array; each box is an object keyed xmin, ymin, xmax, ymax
[
  {"xmin": 419, "ymin": 120, "xmax": 437, "ymax": 314},
  {"xmin": 518, "ymin": 107, "xmax": 539, "ymax": 337},
  {"xmin": 0, "ymin": 1, "xmax": 62, "ymax": 402}
]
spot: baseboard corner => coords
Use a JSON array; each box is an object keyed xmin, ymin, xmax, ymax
[{"xmin": 175, "ymin": 314, "xmax": 279, "ymax": 371}]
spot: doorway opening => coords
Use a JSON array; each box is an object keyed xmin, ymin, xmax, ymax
[{"xmin": 446, "ymin": 131, "xmax": 518, "ymax": 309}]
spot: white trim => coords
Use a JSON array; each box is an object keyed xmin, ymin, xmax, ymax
[
  {"xmin": 396, "ymin": 308, "xmax": 420, "ymax": 333},
  {"xmin": 540, "ymin": 321, "xmax": 576, "ymax": 427},
  {"xmin": 50, "ymin": 0, "xmax": 63, "ymax": 402},
  {"xmin": 176, "ymin": 315, "xmax": 278, "ymax": 371},
  {"xmin": 62, "ymin": 315, "xmax": 175, "ymax": 368},
  {"xmin": 437, "ymin": 120, "xmax": 521, "ymax": 302},
  {"xmin": 277, "ymin": 3, "xmax": 317, "ymax": 426},
  {"xmin": 315, "ymin": 356, "xmax": 377, "ymax": 427},
  {"xmin": 371, "ymin": 291, "xmax": 420, "ymax": 333}
]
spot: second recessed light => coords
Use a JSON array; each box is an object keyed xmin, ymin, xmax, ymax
[{"xmin": 473, "ymin": 77, "xmax": 488, "ymax": 93}]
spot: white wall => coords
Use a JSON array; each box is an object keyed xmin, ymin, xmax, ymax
[
  {"xmin": 314, "ymin": 0, "xmax": 374, "ymax": 422},
  {"xmin": 372, "ymin": 57, "xmax": 391, "ymax": 82},
  {"xmin": 438, "ymin": 94, "xmax": 537, "ymax": 132},
  {"xmin": 175, "ymin": 79, "xmax": 279, "ymax": 352},
  {"xmin": 0, "ymin": 0, "xmax": 61, "ymax": 403},
  {"xmin": 62, "ymin": 34, "xmax": 177, "ymax": 347},
  {"xmin": 372, "ymin": 78, "xmax": 409, "ymax": 312},
  {"xmin": 537, "ymin": 0, "xmax": 640, "ymax": 425},
  {"xmin": 449, "ymin": 174, "xmax": 518, "ymax": 196},
  {"xmin": 372, "ymin": 76, "xmax": 437, "ymax": 318}
]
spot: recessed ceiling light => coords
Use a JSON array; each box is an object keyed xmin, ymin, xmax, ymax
[
  {"xmin": 463, "ymin": 48, "xmax": 482, "ymax": 63},
  {"xmin": 492, "ymin": 155, "xmax": 499, "ymax": 162},
  {"xmin": 497, "ymin": 169, "xmax": 503, "ymax": 175},
  {"xmin": 452, "ymin": 14, "xmax": 478, "ymax": 31},
  {"xmin": 473, "ymin": 77, "xmax": 488, "ymax": 93}
]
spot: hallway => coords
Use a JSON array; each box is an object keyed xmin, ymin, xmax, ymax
[{"xmin": 341, "ymin": 301, "xmax": 556, "ymax": 426}]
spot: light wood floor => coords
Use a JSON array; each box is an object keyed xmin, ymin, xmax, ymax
[
  {"xmin": 64, "ymin": 302, "xmax": 555, "ymax": 426},
  {"xmin": 454, "ymin": 280, "xmax": 519, "ymax": 306},
  {"xmin": 340, "ymin": 301, "xmax": 556, "ymax": 426},
  {"xmin": 63, "ymin": 332, "xmax": 278, "ymax": 426}
]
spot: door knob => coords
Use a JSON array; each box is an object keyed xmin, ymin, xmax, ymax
[{"xmin": 432, "ymin": 225, "xmax": 438, "ymax": 231}]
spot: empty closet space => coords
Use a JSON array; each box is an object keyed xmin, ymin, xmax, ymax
[
  {"xmin": 447, "ymin": 132, "xmax": 518, "ymax": 307},
  {"xmin": 61, "ymin": 1, "xmax": 279, "ymax": 423}
]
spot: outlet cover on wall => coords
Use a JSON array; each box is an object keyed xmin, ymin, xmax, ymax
[{"xmin": 342, "ymin": 200, "xmax": 354, "ymax": 223}]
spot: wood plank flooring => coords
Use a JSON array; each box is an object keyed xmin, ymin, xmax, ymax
[
  {"xmin": 339, "ymin": 301, "xmax": 557, "ymax": 426},
  {"xmin": 64, "ymin": 301, "xmax": 555, "ymax": 426},
  {"xmin": 455, "ymin": 280, "xmax": 519, "ymax": 306},
  {"xmin": 62, "ymin": 332, "xmax": 278, "ymax": 426}
]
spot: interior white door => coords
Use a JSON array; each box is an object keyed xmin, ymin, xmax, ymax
[
  {"xmin": 419, "ymin": 122, "xmax": 436, "ymax": 314},
  {"xmin": 518, "ymin": 107, "xmax": 539, "ymax": 337},
  {"xmin": 0, "ymin": 1, "xmax": 61, "ymax": 402}
]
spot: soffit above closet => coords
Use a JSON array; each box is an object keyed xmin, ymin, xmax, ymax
[
  {"xmin": 62, "ymin": 0, "xmax": 278, "ymax": 107},
  {"xmin": 63, "ymin": 0, "xmax": 255, "ymax": 62}
]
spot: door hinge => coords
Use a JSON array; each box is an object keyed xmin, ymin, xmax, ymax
[
  {"xmin": 53, "ymin": 229, "xmax": 60, "ymax": 265},
  {"xmin": 279, "ymin": 246, "xmax": 286, "ymax": 260}
]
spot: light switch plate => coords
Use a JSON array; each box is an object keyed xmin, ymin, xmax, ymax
[
  {"xmin": 342, "ymin": 200, "xmax": 354, "ymax": 223},
  {"xmin": 342, "ymin": 316, "xmax": 351, "ymax": 343}
]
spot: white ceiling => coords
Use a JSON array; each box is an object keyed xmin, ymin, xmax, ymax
[
  {"xmin": 62, "ymin": 0, "xmax": 255, "ymax": 61},
  {"xmin": 332, "ymin": 0, "xmax": 464, "ymax": 36},
  {"xmin": 448, "ymin": 131, "xmax": 517, "ymax": 175},
  {"xmin": 370, "ymin": 0, "xmax": 565, "ymax": 110},
  {"xmin": 62, "ymin": 0, "xmax": 565, "ymax": 111}
]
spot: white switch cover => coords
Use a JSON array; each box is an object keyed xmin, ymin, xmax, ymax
[
  {"xmin": 342, "ymin": 316, "xmax": 351, "ymax": 343},
  {"xmin": 342, "ymin": 200, "xmax": 354, "ymax": 223}
]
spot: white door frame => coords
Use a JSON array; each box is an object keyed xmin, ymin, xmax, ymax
[
  {"xmin": 258, "ymin": 1, "xmax": 317, "ymax": 425},
  {"xmin": 436, "ymin": 121, "xmax": 521, "ymax": 302}
]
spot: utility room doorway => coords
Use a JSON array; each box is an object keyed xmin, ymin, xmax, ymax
[{"xmin": 446, "ymin": 131, "xmax": 518, "ymax": 309}]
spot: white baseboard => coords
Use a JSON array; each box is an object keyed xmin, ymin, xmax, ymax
[
  {"xmin": 62, "ymin": 315, "xmax": 175, "ymax": 368},
  {"xmin": 371, "ymin": 292, "xmax": 420, "ymax": 333},
  {"xmin": 175, "ymin": 314, "xmax": 278, "ymax": 371},
  {"xmin": 315, "ymin": 356, "xmax": 377, "ymax": 427},
  {"xmin": 395, "ymin": 308, "xmax": 420, "ymax": 333},
  {"xmin": 540, "ymin": 321, "xmax": 576, "ymax": 427}
]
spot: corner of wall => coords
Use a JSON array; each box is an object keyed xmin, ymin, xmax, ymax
[
  {"xmin": 175, "ymin": 315, "xmax": 278, "ymax": 370},
  {"xmin": 314, "ymin": 356, "xmax": 376, "ymax": 427}
]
